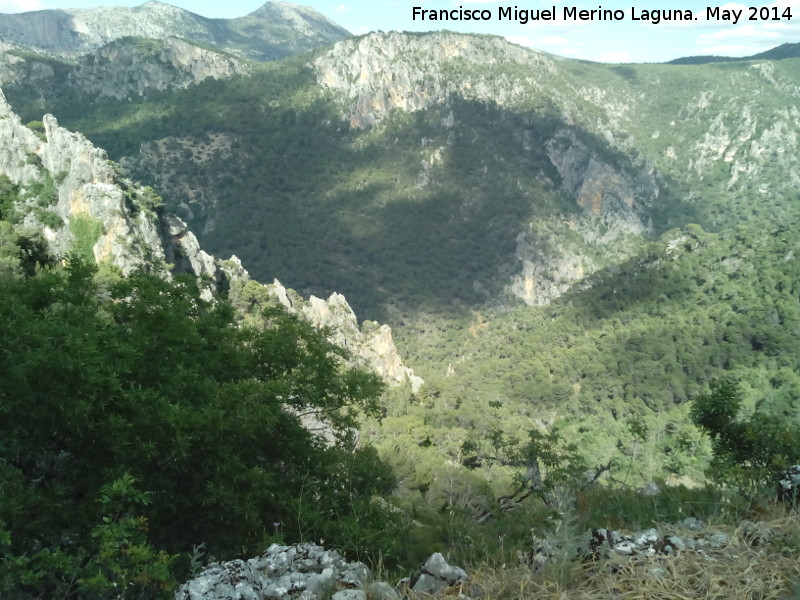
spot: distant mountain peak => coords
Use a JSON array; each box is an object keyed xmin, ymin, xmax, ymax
[
  {"xmin": 0, "ymin": 1, "xmax": 350, "ymax": 61},
  {"xmin": 249, "ymin": 1, "xmax": 322, "ymax": 16},
  {"xmin": 134, "ymin": 1, "xmax": 189, "ymax": 13},
  {"xmin": 237, "ymin": 1, "xmax": 351, "ymax": 43}
]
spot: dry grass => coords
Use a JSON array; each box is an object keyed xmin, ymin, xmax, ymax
[{"xmin": 456, "ymin": 512, "xmax": 800, "ymax": 600}]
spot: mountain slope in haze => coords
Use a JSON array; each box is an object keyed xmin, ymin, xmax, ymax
[
  {"xmin": 668, "ymin": 42, "xmax": 800, "ymax": 65},
  {"xmin": 7, "ymin": 31, "xmax": 798, "ymax": 325},
  {"xmin": 0, "ymin": 0, "xmax": 350, "ymax": 61},
  {"xmin": 0, "ymin": 35, "xmax": 251, "ymax": 103}
]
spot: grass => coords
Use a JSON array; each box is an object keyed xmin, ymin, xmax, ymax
[{"xmin": 408, "ymin": 503, "xmax": 800, "ymax": 600}]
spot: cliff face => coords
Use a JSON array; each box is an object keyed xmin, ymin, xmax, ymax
[
  {"xmin": 69, "ymin": 37, "xmax": 250, "ymax": 101},
  {"xmin": 313, "ymin": 32, "xmax": 660, "ymax": 306},
  {"xmin": 0, "ymin": 86, "xmax": 167, "ymax": 274},
  {"xmin": 313, "ymin": 32, "xmax": 557, "ymax": 129},
  {"xmin": 0, "ymin": 85, "xmax": 420, "ymax": 389},
  {"xmin": 0, "ymin": 88, "xmax": 41, "ymax": 186},
  {"xmin": 251, "ymin": 279, "xmax": 424, "ymax": 392},
  {"xmin": 0, "ymin": 36, "xmax": 249, "ymax": 102}
]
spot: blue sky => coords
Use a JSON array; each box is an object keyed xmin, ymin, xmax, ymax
[{"xmin": 1, "ymin": 0, "xmax": 799, "ymax": 63}]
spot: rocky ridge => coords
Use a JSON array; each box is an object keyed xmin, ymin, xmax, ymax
[
  {"xmin": 0, "ymin": 1, "xmax": 350, "ymax": 62},
  {"xmin": 0, "ymin": 84, "xmax": 420, "ymax": 391},
  {"xmin": 0, "ymin": 86, "xmax": 172, "ymax": 274},
  {"xmin": 313, "ymin": 32, "xmax": 558, "ymax": 130},
  {"xmin": 0, "ymin": 36, "xmax": 249, "ymax": 102},
  {"xmin": 70, "ymin": 36, "xmax": 250, "ymax": 101},
  {"xmin": 284, "ymin": 283, "xmax": 423, "ymax": 392}
]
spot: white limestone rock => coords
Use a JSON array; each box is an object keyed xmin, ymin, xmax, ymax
[
  {"xmin": 409, "ymin": 553, "xmax": 468, "ymax": 595},
  {"xmin": 176, "ymin": 544, "xmax": 371, "ymax": 600}
]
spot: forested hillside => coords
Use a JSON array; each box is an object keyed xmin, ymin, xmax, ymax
[{"xmin": 2, "ymin": 14, "xmax": 800, "ymax": 599}]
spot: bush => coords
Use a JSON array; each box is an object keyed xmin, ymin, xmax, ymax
[
  {"xmin": 691, "ymin": 379, "xmax": 800, "ymax": 495},
  {"xmin": 0, "ymin": 261, "xmax": 400, "ymax": 597}
]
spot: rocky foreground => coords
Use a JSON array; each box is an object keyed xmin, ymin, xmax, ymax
[
  {"xmin": 176, "ymin": 543, "xmax": 467, "ymax": 600},
  {"xmin": 175, "ymin": 510, "xmax": 800, "ymax": 600}
]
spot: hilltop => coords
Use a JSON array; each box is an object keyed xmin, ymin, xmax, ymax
[{"xmin": 0, "ymin": 1, "xmax": 350, "ymax": 61}]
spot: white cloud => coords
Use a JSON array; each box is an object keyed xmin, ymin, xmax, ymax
[
  {"xmin": 767, "ymin": 0, "xmax": 800, "ymax": 11},
  {"xmin": 699, "ymin": 23, "xmax": 781, "ymax": 41},
  {"xmin": 595, "ymin": 50, "xmax": 631, "ymax": 63},
  {"xmin": 505, "ymin": 35, "xmax": 537, "ymax": 48},
  {"xmin": 686, "ymin": 0, "xmax": 800, "ymax": 56},
  {"xmin": 539, "ymin": 35, "xmax": 569, "ymax": 46},
  {"xmin": 335, "ymin": 4, "xmax": 348, "ymax": 12},
  {"xmin": 0, "ymin": 0, "xmax": 44, "ymax": 11},
  {"xmin": 696, "ymin": 1, "xmax": 750, "ymax": 22}
]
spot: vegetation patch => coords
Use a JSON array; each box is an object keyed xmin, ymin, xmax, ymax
[{"xmin": 69, "ymin": 213, "xmax": 104, "ymax": 262}]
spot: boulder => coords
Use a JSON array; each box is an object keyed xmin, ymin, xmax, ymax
[
  {"xmin": 778, "ymin": 465, "xmax": 800, "ymax": 505},
  {"xmin": 175, "ymin": 543, "xmax": 371, "ymax": 600},
  {"xmin": 409, "ymin": 553, "xmax": 468, "ymax": 595},
  {"xmin": 586, "ymin": 526, "xmax": 730, "ymax": 560}
]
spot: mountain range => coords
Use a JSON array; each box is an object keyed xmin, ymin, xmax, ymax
[
  {"xmin": 1, "ymin": 2, "xmax": 800, "ymax": 596},
  {"xmin": 0, "ymin": 1, "xmax": 349, "ymax": 60}
]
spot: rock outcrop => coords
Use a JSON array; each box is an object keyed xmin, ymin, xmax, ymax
[
  {"xmin": 0, "ymin": 87, "xmax": 41, "ymax": 186},
  {"xmin": 407, "ymin": 553, "xmax": 469, "ymax": 596},
  {"xmin": 522, "ymin": 520, "xmax": 735, "ymax": 572},
  {"xmin": 246, "ymin": 278, "xmax": 423, "ymax": 392},
  {"xmin": 0, "ymin": 36, "xmax": 249, "ymax": 103},
  {"xmin": 0, "ymin": 84, "xmax": 419, "ymax": 389},
  {"xmin": 314, "ymin": 32, "xmax": 556, "ymax": 129},
  {"xmin": 0, "ymin": 86, "xmax": 169, "ymax": 274},
  {"xmin": 70, "ymin": 36, "xmax": 250, "ymax": 101},
  {"xmin": 778, "ymin": 465, "xmax": 800, "ymax": 505},
  {"xmin": 175, "ymin": 544, "xmax": 371, "ymax": 600},
  {"xmin": 545, "ymin": 128, "xmax": 656, "ymax": 237},
  {"xmin": 585, "ymin": 526, "xmax": 731, "ymax": 559},
  {"xmin": 175, "ymin": 544, "xmax": 466, "ymax": 600}
]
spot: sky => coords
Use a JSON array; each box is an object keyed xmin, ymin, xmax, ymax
[{"xmin": 1, "ymin": 0, "xmax": 799, "ymax": 63}]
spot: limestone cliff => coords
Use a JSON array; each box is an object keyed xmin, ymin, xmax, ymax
[
  {"xmin": 313, "ymin": 31, "xmax": 557, "ymax": 129},
  {"xmin": 0, "ymin": 86, "xmax": 167, "ymax": 274},
  {"xmin": 232, "ymin": 277, "xmax": 424, "ymax": 392},
  {"xmin": 314, "ymin": 32, "xmax": 658, "ymax": 305},
  {"xmin": 0, "ymin": 36, "xmax": 249, "ymax": 102},
  {"xmin": 0, "ymin": 84, "xmax": 419, "ymax": 388},
  {"xmin": 545, "ymin": 129, "xmax": 656, "ymax": 236},
  {"xmin": 69, "ymin": 37, "xmax": 250, "ymax": 101}
]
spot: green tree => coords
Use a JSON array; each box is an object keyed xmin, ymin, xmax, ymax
[
  {"xmin": 0, "ymin": 260, "xmax": 399, "ymax": 598},
  {"xmin": 691, "ymin": 379, "xmax": 800, "ymax": 494}
]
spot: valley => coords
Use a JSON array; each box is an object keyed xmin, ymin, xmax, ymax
[{"xmin": 1, "ymin": 3, "xmax": 799, "ymax": 598}]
